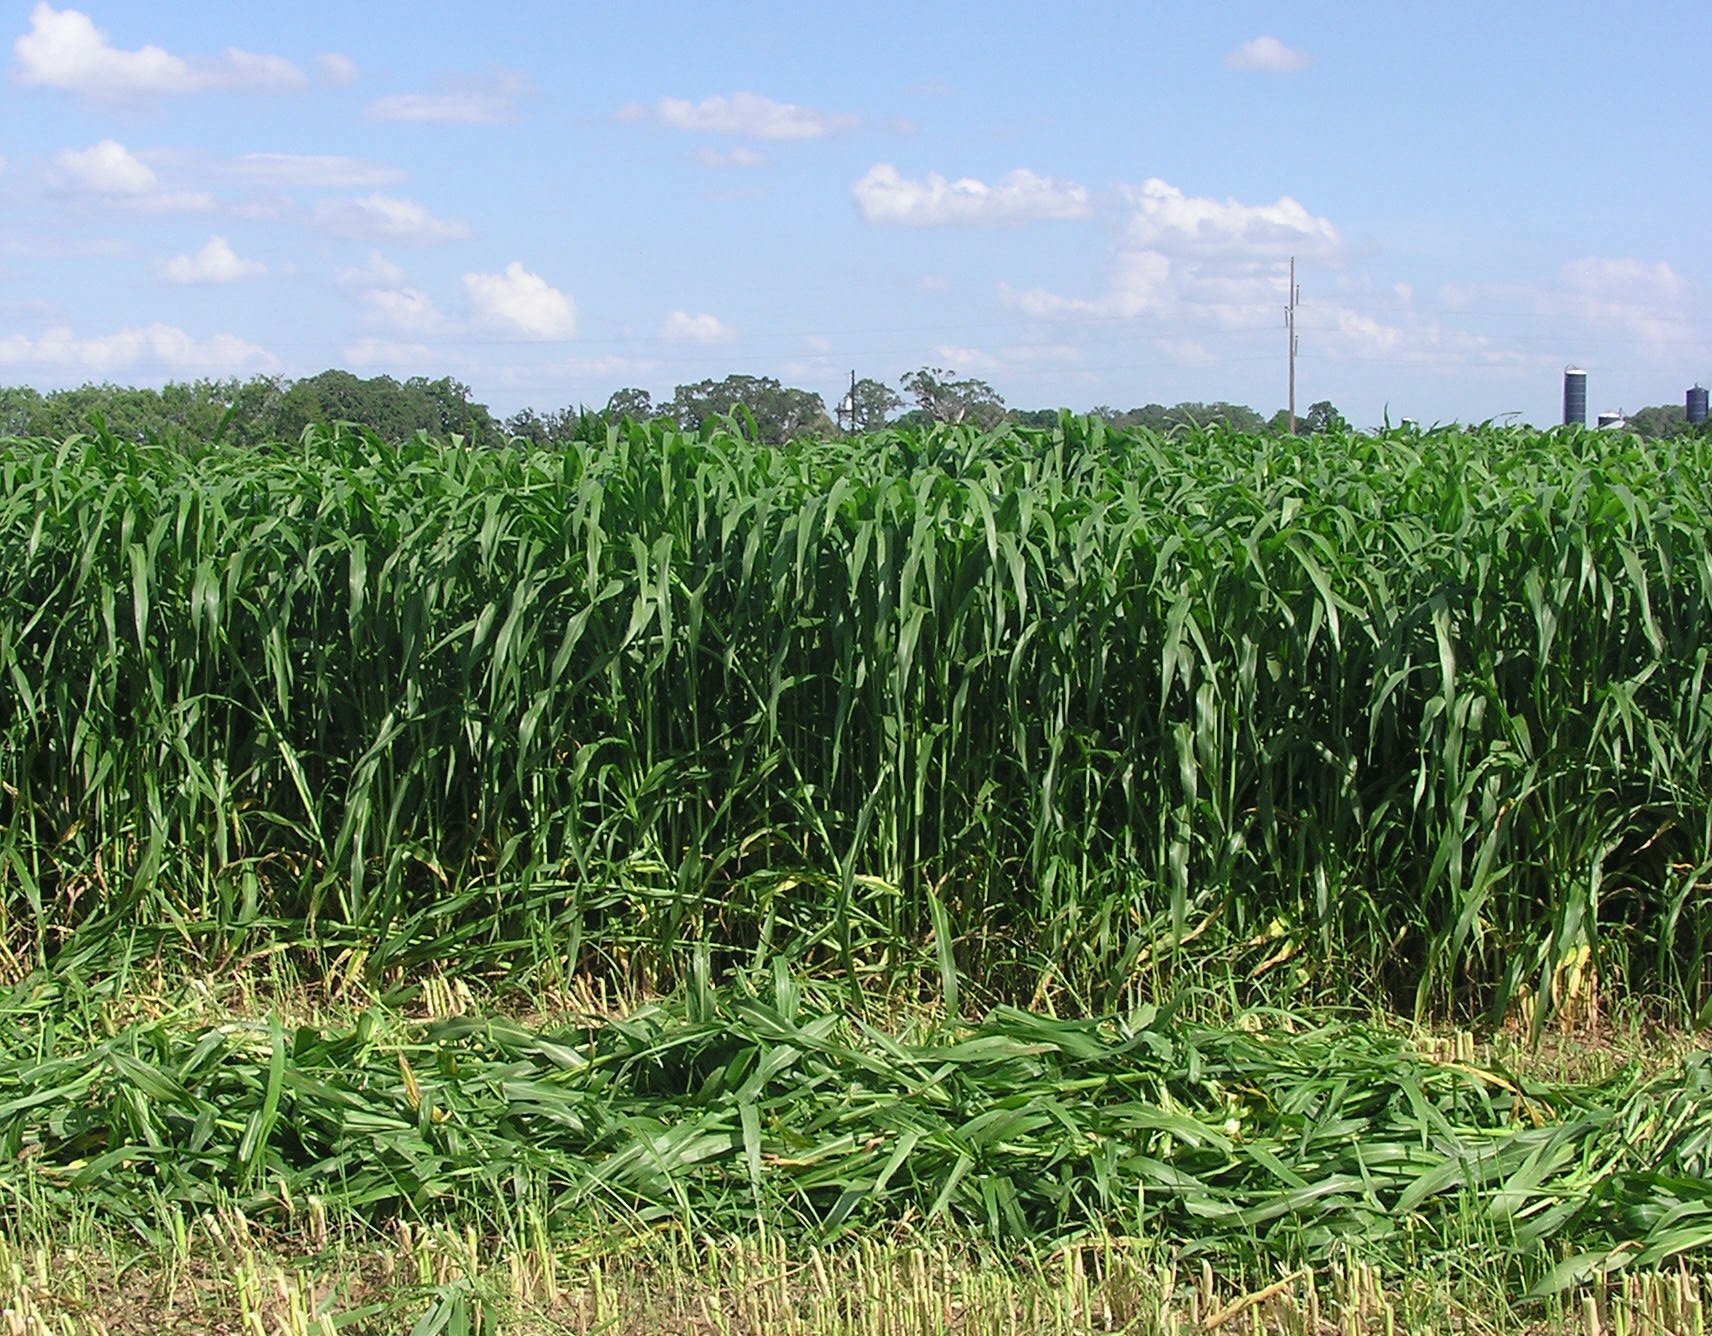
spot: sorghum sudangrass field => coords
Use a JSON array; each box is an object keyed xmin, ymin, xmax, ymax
[{"xmin": 3, "ymin": 417, "xmax": 1712, "ymax": 1331}]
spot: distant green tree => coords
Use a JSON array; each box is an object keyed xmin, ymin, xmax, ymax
[
  {"xmin": 668, "ymin": 374, "xmax": 831, "ymax": 443},
  {"xmin": 1092, "ymin": 402, "xmax": 1268, "ymax": 433},
  {"xmin": 604, "ymin": 387, "xmax": 656, "ymax": 421},
  {"xmin": 502, "ymin": 406, "xmax": 600, "ymax": 445},
  {"xmin": 405, "ymin": 376, "xmax": 499, "ymax": 441},
  {"xmin": 1303, "ymin": 400, "xmax": 1347, "ymax": 435},
  {"xmin": 842, "ymin": 377, "xmax": 903, "ymax": 432},
  {"xmin": 899, "ymin": 367, "xmax": 1005, "ymax": 427},
  {"xmin": 0, "ymin": 386, "xmax": 46, "ymax": 437},
  {"xmin": 271, "ymin": 371, "xmax": 498, "ymax": 443},
  {"xmin": 1162, "ymin": 401, "xmax": 1267, "ymax": 432},
  {"xmin": 1624, "ymin": 404, "xmax": 1689, "ymax": 439}
]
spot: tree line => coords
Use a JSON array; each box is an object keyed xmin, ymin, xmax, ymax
[{"xmin": 0, "ymin": 367, "xmax": 1357, "ymax": 448}]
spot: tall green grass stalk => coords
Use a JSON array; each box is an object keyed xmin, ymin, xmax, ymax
[{"xmin": 1, "ymin": 420, "xmax": 1709, "ymax": 1017}]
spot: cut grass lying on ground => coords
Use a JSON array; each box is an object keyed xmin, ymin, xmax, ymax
[{"xmin": 4, "ymin": 965, "xmax": 1710, "ymax": 1298}]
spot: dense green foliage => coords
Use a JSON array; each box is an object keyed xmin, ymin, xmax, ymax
[
  {"xmin": 5, "ymin": 416, "xmax": 1712, "ymax": 1316},
  {"xmin": 0, "ymin": 372, "xmax": 503, "ymax": 448},
  {"xmin": 1, "ymin": 418, "xmax": 1710, "ymax": 1019}
]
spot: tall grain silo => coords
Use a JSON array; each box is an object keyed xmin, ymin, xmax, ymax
[
  {"xmin": 1564, "ymin": 367, "xmax": 1587, "ymax": 427},
  {"xmin": 1690, "ymin": 383, "xmax": 1709, "ymax": 426}
]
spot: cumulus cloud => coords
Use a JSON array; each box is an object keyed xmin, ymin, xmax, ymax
[
  {"xmin": 1121, "ymin": 178, "xmax": 1341, "ymax": 260},
  {"xmin": 13, "ymin": 3, "xmax": 305, "ymax": 98},
  {"xmin": 55, "ymin": 138, "xmax": 155, "ymax": 193},
  {"xmin": 654, "ymin": 91, "xmax": 857, "ymax": 140},
  {"xmin": 659, "ymin": 310, "xmax": 735, "ymax": 342},
  {"xmin": 161, "ymin": 235, "xmax": 264, "ymax": 284},
  {"xmin": 313, "ymin": 194, "xmax": 470, "ymax": 243},
  {"xmin": 53, "ymin": 139, "xmax": 213, "ymax": 211},
  {"xmin": 854, "ymin": 164, "xmax": 1091, "ymax": 226},
  {"xmin": 225, "ymin": 153, "xmax": 404, "ymax": 188},
  {"xmin": 1011, "ymin": 178, "xmax": 1344, "ymax": 335},
  {"xmin": 463, "ymin": 262, "xmax": 576, "ymax": 338},
  {"xmin": 998, "ymin": 176, "xmax": 1415, "ymax": 368},
  {"xmin": 316, "ymin": 52, "xmax": 357, "ymax": 85},
  {"xmin": 1224, "ymin": 36, "xmax": 1311, "ymax": 71},
  {"xmin": 0, "ymin": 322, "xmax": 276, "ymax": 374}
]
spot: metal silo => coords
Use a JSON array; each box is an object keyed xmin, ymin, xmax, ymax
[
  {"xmin": 1690, "ymin": 384, "xmax": 1709, "ymax": 426},
  {"xmin": 1563, "ymin": 367, "xmax": 1587, "ymax": 427}
]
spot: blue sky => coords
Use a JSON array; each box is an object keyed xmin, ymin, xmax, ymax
[{"xmin": 1, "ymin": 1, "xmax": 1706, "ymax": 427}]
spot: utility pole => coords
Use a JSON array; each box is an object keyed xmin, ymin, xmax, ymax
[
  {"xmin": 836, "ymin": 369, "xmax": 856, "ymax": 433},
  {"xmin": 1286, "ymin": 256, "xmax": 1299, "ymax": 436}
]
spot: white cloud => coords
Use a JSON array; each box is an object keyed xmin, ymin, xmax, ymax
[
  {"xmin": 0, "ymin": 322, "xmax": 276, "ymax": 374},
  {"xmin": 854, "ymin": 163, "xmax": 1091, "ymax": 226},
  {"xmin": 313, "ymin": 194, "xmax": 469, "ymax": 243},
  {"xmin": 1224, "ymin": 36, "xmax": 1311, "ymax": 71},
  {"xmin": 696, "ymin": 146, "xmax": 766, "ymax": 169},
  {"xmin": 336, "ymin": 250, "xmax": 406, "ymax": 288},
  {"xmin": 359, "ymin": 286, "xmax": 447, "ymax": 332},
  {"xmin": 1001, "ymin": 176, "xmax": 1403, "ymax": 370},
  {"xmin": 1121, "ymin": 178, "xmax": 1341, "ymax": 260},
  {"xmin": 1011, "ymin": 179, "xmax": 1345, "ymax": 338},
  {"xmin": 659, "ymin": 310, "xmax": 735, "ymax": 342},
  {"xmin": 1557, "ymin": 257, "xmax": 1690, "ymax": 352},
  {"xmin": 1427, "ymin": 257, "xmax": 1698, "ymax": 368},
  {"xmin": 655, "ymin": 91, "xmax": 857, "ymax": 141},
  {"xmin": 161, "ymin": 235, "xmax": 263, "ymax": 284},
  {"xmin": 13, "ymin": 3, "xmax": 305, "ymax": 98},
  {"xmin": 1562, "ymin": 256, "xmax": 1685, "ymax": 306},
  {"xmin": 463, "ymin": 262, "xmax": 576, "ymax": 338},
  {"xmin": 53, "ymin": 139, "xmax": 214, "ymax": 211},
  {"xmin": 226, "ymin": 153, "xmax": 403, "ymax": 188},
  {"xmin": 316, "ymin": 52, "xmax": 357, "ymax": 85},
  {"xmin": 55, "ymin": 139, "xmax": 155, "ymax": 193}
]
